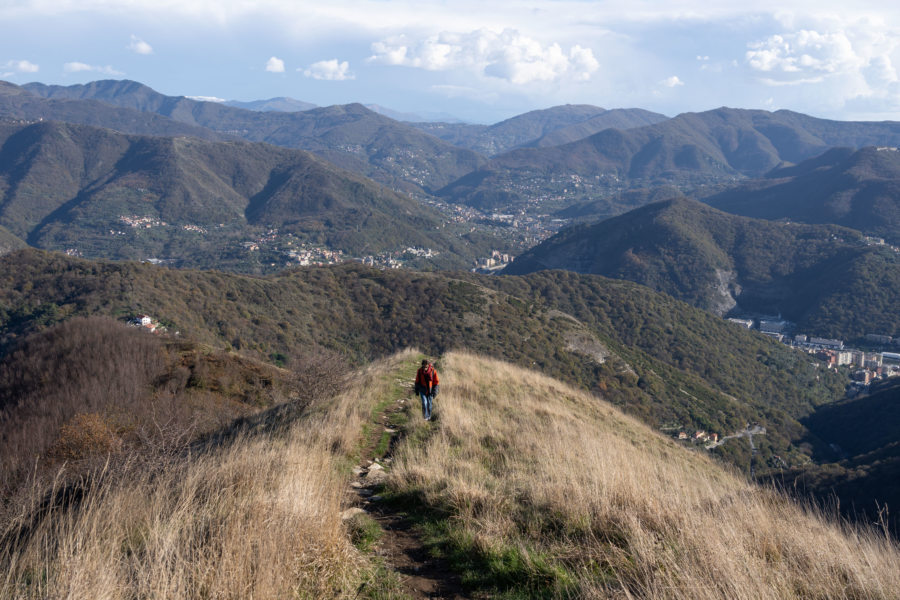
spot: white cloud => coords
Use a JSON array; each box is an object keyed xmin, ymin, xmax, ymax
[
  {"xmin": 186, "ymin": 95, "xmax": 225, "ymax": 102},
  {"xmin": 746, "ymin": 30, "xmax": 863, "ymax": 76},
  {"xmin": 303, "ymin": 59, "xmax": 354, "ymax": 80},
  {"xmin": 661, "ymin": 75, "xmax": 684, "ymax": 87},
  {"xmin": 64, "ymin": 62, "xmax": 124, "ymax": 76},
  {"xmin": 128, "ymin": 34, "xmax": 153, "ymax": 55},
  {"xmin": 369, "ymin": 28, "xmax": 599, "ymax": 85},
  {"xmin": 265, "ymin": 56, "xmax": 285, "ymax": 73},
  {"xmin": 2, "ymin": 59, "xmax": 39, "ymax": 73},
  {"xmin": 744, "ymin": 20, "xmax": 900, "ymax": 118}
]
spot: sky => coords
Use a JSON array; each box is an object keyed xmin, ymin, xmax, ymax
[{"xmin": 2, "ymin": 0, "xmax": 900, "ymax": 123}]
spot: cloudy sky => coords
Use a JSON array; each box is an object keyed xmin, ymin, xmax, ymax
[{"xmin": 2, "ymin": 0, "xmax": 900, "ymax": 123}]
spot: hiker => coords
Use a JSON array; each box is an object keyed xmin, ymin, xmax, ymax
[{"xmin": 414, "ymin": 359, "xmax": 439, "ymax": 421}]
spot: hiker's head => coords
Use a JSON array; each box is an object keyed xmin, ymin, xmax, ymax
[{"xmin": 421, "ymin": 359, "xmax": 429, "ymax": 367}]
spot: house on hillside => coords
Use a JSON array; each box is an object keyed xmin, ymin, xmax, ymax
[
  {"xmin": 130, "ymin": 314, "xmax": 159, "ymax": 333},
  {"xmin": 692, "ymin": 431, "xmax": 709, "ymax": 442}
]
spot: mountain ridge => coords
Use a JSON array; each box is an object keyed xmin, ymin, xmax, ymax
[
  {"xmin": 412, "ymin": 103, "xmax": 668, "ymax": 155},
  {"xmin": 705, "ymin": 145, "xmax": 900, "ymax": 244},
  {"xmin": 440, "ymin": 107, "xmax": 900, "ymax": 210},
  {"xmin": 21, "ymin": 79, "xmax": 487, "ymax": 194},
  {"xmin": 503, "ymin": 197, "xmax": 900, "ymax": 339}
]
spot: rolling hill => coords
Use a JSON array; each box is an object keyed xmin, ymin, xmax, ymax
[
  {"xmin": 440, "ymin": 107, "xmax": 900, "ymax": 211},
  {"xmin": 21, "ymin": 79, "xmax": 487, "ymax": 194},
  {"xmin": 0, "ymin": 120, "xmax": 498, "ymax": 270},
  {"xmin": 503, "ymin": 197, "xmax": 900, "ymax": 339},
  {"xmin": 705, "ymin": 146, "xmax": 900, "ymax": 244}
]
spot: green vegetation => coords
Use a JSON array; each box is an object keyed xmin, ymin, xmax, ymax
[
  {"xmin": 0, "ymin": 249, "xmax": 845, "ymax": 477},
  {"xmin": 347, "ymin": 513, "xmax": 383, "ymax": 553},
  {"xmin": 764, "ymin": 378, "xmax": 900, "ymax": 536}
]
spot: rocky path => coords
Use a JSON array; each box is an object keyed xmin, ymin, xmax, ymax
[{"xmin": 345, "ymin": 386, "xmax": 467, "ymax": 599}]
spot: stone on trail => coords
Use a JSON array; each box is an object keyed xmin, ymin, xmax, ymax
[{"xmin": 341, "ymin": 507, "xmax": 367, "ymax": 521}]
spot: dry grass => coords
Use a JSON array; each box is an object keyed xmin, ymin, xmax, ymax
[
  {"xmin": 390, "ymin": 351, "xmax": 900, "ymax": 599},
  {"xmin": 0, "ymin": 349, "xmax": 420, "ymax": 599}
]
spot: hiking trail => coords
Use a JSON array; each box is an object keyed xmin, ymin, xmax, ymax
[{"xmin": 346, "ymin": 376, "xmax": 467, "ymax": 600}]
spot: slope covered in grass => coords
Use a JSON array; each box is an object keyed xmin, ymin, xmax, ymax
[
  {"xmin": 0, "ymin": 346, "xmax": 421, "ymax": 599},
  {"xmin": 387, "ymin": 352, "xmax": 900, "ymax": 598}
]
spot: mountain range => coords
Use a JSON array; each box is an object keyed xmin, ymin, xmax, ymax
[
  {"xmin": 0, "ymin": 120, "xmax": 501, "ymax": 270},
  {"xmin": 411, "ymin": 104, "xmax": 668, "ymax": 156},
  {"xmin": 17, "ymin": 80, "xmax": 486, "ymax": 194},
  {"xmin": 0, "ymin": 81, "xmax": 223, "ymax": 141},
  {"xmin": 439, "ymin": 107, "xmax": 900, "ymax": 211},
  {"xmin": 223, "ymin": 97, "xmax": 317, "ymax": 113},
  {"xmin": 504, "ymin": 197, "xmax": 900, "ymax": 339}
]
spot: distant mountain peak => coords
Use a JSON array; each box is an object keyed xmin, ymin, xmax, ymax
[{"xmin": 0, "ymin": 81, "xmax": 30, "ymax": 96}]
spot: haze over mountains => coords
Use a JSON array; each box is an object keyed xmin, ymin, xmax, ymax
[{"xmin": 411, "ymin": 104, "xmax": 668, "ymax": 156}]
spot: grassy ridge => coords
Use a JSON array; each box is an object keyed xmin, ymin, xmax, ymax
[
  {"xmin": 3, "ymin": 346, "xmax": 897, "ymax": 599},
  {"xmin": 387, "ymin": 352, "xmax": 900, "ymax": 598}
]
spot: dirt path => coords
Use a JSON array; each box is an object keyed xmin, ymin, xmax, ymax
[{"xmin": 350, "ymin": 391, "xmax": 467, "ymax": 599}]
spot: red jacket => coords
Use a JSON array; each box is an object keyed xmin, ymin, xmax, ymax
[{"xmin": 415, "ymin": 364, "xmax": 439, "ymax": 392}]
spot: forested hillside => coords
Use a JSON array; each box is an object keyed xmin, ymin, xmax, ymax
[
  {"xmin": 705, "ymin": 146, "xmax": 900, "ymax": 244},
  {"xmin": 20, "ymin": 80, "xmax": 487, "ymax": 194},
  {"xmin": 504, "ymin": 198, "xmax": 900, "ymax": 339},
  {"xmin": 0, "ymin": 249, "xmax": 846, "ymax": 474}
]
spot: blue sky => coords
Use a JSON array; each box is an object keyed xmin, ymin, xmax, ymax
[{"xmin": 2, "ymin": 1, "xmax": 900, "ymax": 123}]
